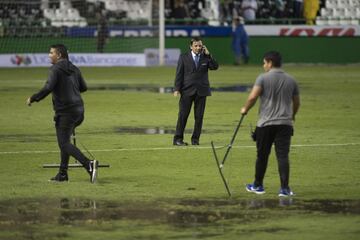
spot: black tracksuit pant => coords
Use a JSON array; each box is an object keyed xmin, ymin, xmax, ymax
[
  {"xmin": 174, "ymin": 94, "xmax": 206, "ymax": 142},
  {"xmin": 254, "ymin": 125, "xmax": 293, "ymax": 189},
  {"xmin": 55, "ymin": 112, "xmax": 90, "ymax": 173}
]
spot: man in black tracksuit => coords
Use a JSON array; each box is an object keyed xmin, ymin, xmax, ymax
[{"xmin": 27, "ymin": 44, "xmax": 98, "ymax": 183}]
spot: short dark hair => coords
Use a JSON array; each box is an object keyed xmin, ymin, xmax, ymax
[
  {"xmin": 263, "ymin": 51, "xmax": 282, "ymax": 67},
  {"xmin": 50, "ymin": 44, "xmax": 69, "ymax": 60},
  {"xmin": 190, "ymin": 37, "xmax": 202, "ymax": 46}
]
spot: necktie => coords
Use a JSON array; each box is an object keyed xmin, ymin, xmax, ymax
[{"xmin": 195, "ymin": 55, "xmax": 199, "ymax": 68}]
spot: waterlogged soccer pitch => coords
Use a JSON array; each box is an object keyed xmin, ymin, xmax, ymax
[{"xmin": 0, "ymin": 65, "xmax": 359, "ymax": 239}]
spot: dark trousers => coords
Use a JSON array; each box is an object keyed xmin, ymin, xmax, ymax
[
  {"xmin": 174, "ymin": 94, "xmax": 206, "ymax": 142},
  {"xmin": 55, "ymin": 113, "xmax": 90, "ymax": 173},
  {"xmin": 254, "ymin": 125, "xmax": 293, "ymax": 189},
  {"xmin": 293, "ymin": 2, "xmax": 303, "ymax": 18}
]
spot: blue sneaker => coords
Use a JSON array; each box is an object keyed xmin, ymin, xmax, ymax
[
  {"xmin": 246, "ymin": 184, "xmax": 265, "ymax": 194},
  {"xmin": 278, "ymin": 188, "xmax": 295, "ymax": 197}
]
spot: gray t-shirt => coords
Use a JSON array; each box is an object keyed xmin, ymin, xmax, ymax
[{"xmin": 255, "ymin": 68, "xmax": 299, "ymax": 127}]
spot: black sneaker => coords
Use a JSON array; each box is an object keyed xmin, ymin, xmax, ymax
[
  {"xmin": 88, "ymin": 160, "xmax": 99, "ymax": 183},
  {"xmin": 49, "ymin": 172, "xmax": 68, "ymax": 182}
]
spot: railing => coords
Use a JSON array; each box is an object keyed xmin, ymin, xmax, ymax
[{"xmin": 1, "ymin": 16, "xmax": 359, "ymax": 38}]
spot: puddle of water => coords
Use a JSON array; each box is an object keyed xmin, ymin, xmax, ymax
[
  {"xmin": 114, "ymin": 127, "xmax": 175, "ymax": 135},
  {"xmin": 0, "ymin": 134, "xmax": 54, "ymax": 143},
  {"xmin": 90, "ymin": 84, "xmax": 165, "ymax": 93},
  {"xmin": 0, "ymin": 198, "xmax": 358, "ymax": 226},
  {"xmin": 1, "ymin": 198, "xmax": 359, "ymax": 239},
  {"xmin": 177, "ymin": 198, "xmax": 360, "ymax": 214},
  {"xmin": 212, "ymin": 85, "xmax": 251, "ymax": 92},
  {"xmin": 0, "ymin": 127, "xmax": 224, "ymax": 142},
  {"xmin": 89, "ymin": 85, "xmax": 251, "ymax": 93},
  {"xmin": 114, "ymin": 127, "xmax": 224, "ymax": 135}
]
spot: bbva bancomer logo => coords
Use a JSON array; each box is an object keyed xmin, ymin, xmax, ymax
[
  {"xmin": 11, "ymin": 54, "xmax": 50, "ymax": 66},
  {"xmin": 11, "ymin": 55, "xmax": 32, "ymax": 66}
]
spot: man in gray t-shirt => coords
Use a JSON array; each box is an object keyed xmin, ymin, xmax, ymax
[
  {"xmin": 255, "ymin": 65, "xmax": 299, "ymax": 127},
  {"xmin": 240, "ymin": 51, "xmax": 300, "ymax": 197}
]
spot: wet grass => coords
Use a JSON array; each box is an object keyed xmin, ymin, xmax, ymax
[{"xmin": 0, "ymin": 65, "xmax": 359, "ymax": 239}]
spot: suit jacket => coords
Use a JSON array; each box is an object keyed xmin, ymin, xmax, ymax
[{"xmin": 174, "ymin": 51, "xmax": 219, "ymax": 96}]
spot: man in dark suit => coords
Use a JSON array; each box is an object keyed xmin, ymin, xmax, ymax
[{"xmin": 173, "ymin": 37, "xmax": 219, "ymax": 146}]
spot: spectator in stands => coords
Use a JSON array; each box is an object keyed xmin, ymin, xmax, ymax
[
  {"xmin": 293, "ymin": 0, "xmax": 304, "ymax": 19},
  {"xmin": 165, "ymin": 0, "xmax": 173, "ymax": 18},
  {"xmin": 241, "ymin": 0, "xmax": 258, "ymax": 21},
  {"xmin": 96, "ymin": 11, "xmax": 108, "ymax": 53},
  {"xmin": 303, "ymin": 0, "xmax": 319, "ymax": 25},
  {"xmin": 18, "ymin": 6, "xmax": 27, "ymax": 20},
  {"xmin": 257, "ymin": 0, "xmax": 272, "ymax": 19},
  {"xmin": 187, "ymin": 0, "xmax": 203, "ymax": 20},
  {"xmin": 152, "ymin": 0, "xmax": 159, "ymax": 20},
  {"xmin": 232, "ymin": 16, "xmax": 249, "ymax": 65},
  {"xmin": 86, "ymin": 3, "xmax": 96, "ymax": 19},
  {"xmin": 274, "ymin": 0, "xmax": 286, "ymax": 18},
  {"xmin": 219, "ymin": 0, "xmax": 235, "ymax": 25},
  {"xmin": 172, "ymin": 0, "xmax": 190, "ymax": 24},
  {"xmin": 232, "ymin": 0, "xmax": 243, "ymax": 19}
]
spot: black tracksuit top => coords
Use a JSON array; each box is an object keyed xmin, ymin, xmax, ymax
[{"xmin": 30, "ymin": 59, "xmax": 87, "ymax": 115}]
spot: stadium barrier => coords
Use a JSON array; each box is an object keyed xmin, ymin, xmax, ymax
[
  {"xmin": 1, "ymin": 25, "xmax": 359, "ymax": 65},
  {"xmin": 0, "ymin": 49, "xmax": 180, "ymax": 67}
]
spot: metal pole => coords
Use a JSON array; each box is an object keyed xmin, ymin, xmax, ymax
[
  {"xmin": 211, "ymin": 141, "xmax": 232, "ymax": 197},
  {"xmin": 220, "ymin": 114, "xmax": 245, "ymax": 168},
  {"xmin": 159, "ymin": 0, "xmax": 165, "ymax": 66},
  {"xmin": 148, "ymin": 0, "xmax": 153, "ymax": 27}
]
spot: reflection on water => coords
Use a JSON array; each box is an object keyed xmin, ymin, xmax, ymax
[
  {"xmin": 0, "ymin": 198, "xmax": 358, "ymax": 226},
  {"xmin": 114, "ymin": 127, "xmax": 224, "ymax": 135},
  {"xmin": 89, "ymin": 85, "xmax": 251, "ymax": 93}
]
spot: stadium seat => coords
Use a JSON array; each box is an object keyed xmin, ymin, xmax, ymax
[
  {"xmin": 60, "ymin": 0, "xmax": 72, "ymax": 10},
  {"xmin": 67, "ymin": 8, "xmax": 87, "ymax": 27},
  {"xmin": 31, "ymin": 8, "xmax": 41, "ymax": 20},
  {"xmin": 126, "ymin": 1, "xmax": 151, "ymax": 20},
  {"xmin": 326, "ymin": 0, "xmax": 337, "ymax": 8},
  {"xmin": 139, "ymin": 0, "xmax": 151, "ymax": 16},
  {"xmin": 55, "ymin": 8, "xmax": 68, "ymax": 19},
  {"xmin": 117, "ymin": 0, "xmax": 129, "ymax": 11},
  {"xmin": 104, "ymin": 0, "xmax": 118, "ymax": 11},
  {"xmin": 43, "ymin": 8, "xmax": 56, "ymax": 21},
  {"xmin": 51, "ymin": 8, "xmax": 68, "ymax": 27},
  {"xmin": 349, "ymin": 0, "xmax": 360, "ymax": 7},
  {"xmin": 200, "ymin": 0, "xmax": 220, "ymax": 26},
  {"xmin": 344, "ymin": 7, "xmax": 356, "ymax": 17},
  {"xmin": 337, "ymin": 0, "xmax": 349, "ymax": 8},
  {"xmin": 40, "ymin": 1, "xmax": 49, "ymax": 10},
  {"xmin": 67, "ymin": 8, "xmax": 81, "ymax": 20},
  {"xmin": 320, "ymin": 8, "xmax": 332, "ymax": 17},
  {"xmin": 330, "ymin": 7, "xmax": 350, "ymax": 26}
]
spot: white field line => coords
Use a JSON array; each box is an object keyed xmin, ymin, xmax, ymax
[{"xmin": 0, "ymin": 143, "xmax": 359, "ymax": 155}]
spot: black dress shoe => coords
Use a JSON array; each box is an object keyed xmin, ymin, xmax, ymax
[
  {"xmin": 191, "ymin": 140, "xmax": 199, "ymax": 145},
  {"xmin": 49, "ymin": 172, "xmax": 68, "ymax": 182},
  {"xmin": 173, "ymin": 140, "xmax": 188, "ymax": 146}
]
